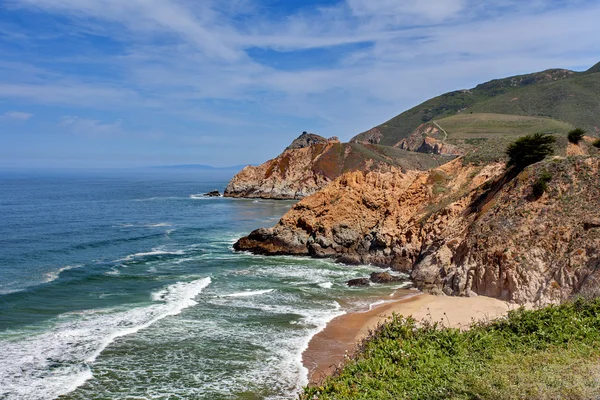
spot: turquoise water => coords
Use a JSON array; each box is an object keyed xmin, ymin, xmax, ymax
[{"xmin": 0, "ymin": 170, "xmax": 408, "ymax": 399}]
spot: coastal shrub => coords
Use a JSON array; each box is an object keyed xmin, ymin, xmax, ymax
[
  {"xmin": 567, "ymin": 128, "xmax": 586, "ymax": 144},
  {"xmin": 302, "ymin": 298, "xmax": 600, "ymax": 400},
  {"xmin": 505, "ymin": 133, "xmax": 556, "ymax": 170},
  {"xmin": 593, "ymin": 139, "xmax": 600, "ymax": 148},
  {"xmin": 531, "ymin": 170, "xmax": 552, "ymax": 198}
]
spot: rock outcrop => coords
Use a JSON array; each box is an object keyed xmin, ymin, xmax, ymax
[
  {"xmin": 204, "ymin": 190, "xmax": 221, "ymax": 197},
  {"xmin": 286, "ymin": 132, "xmax": 338, "ymax": 150},
  {"xmin": 347, "ymin": 278, "xmax": 370, "ymax": 287},
  {"xmin": 224, "ymin": 132, "xmax": 452, "ymax": 199},
  {"xmin": 235, "ymin": 156, "xmax": 600, "ymax": 306},
  {"xmin": 370, "ymin": 272, "xmax": 403, "ymax": 284},
  {"xmin": 396, "ymin": 123, "xmax": 464, "ymax": 156}
]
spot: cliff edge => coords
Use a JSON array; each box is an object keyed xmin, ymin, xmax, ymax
[
  {"xmin": 235, "ymin": 153, "xmax": 600, "ymax": 305},
  {"xmin": 224, "ymin": 132, "xmax": 453, "ymax": 199}
]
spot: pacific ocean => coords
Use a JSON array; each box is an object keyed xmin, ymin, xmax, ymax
[{"xmin": 0, "ymin": 168, "xmax": 407, "ymax": 399}]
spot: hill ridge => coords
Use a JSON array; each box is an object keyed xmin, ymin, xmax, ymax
[{"xmin": 351, "ymin": 61, "xmax": 600, "ymax": 146}]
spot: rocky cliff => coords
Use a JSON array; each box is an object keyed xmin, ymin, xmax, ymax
[
  {"xmin": 235, "ymin": 154, "xmax": 600, "ymax": 305},
  {"xmin": 224, "ymin": 132, "xmax": 453, "ymax": 199}
]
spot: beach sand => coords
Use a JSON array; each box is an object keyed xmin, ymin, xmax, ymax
[{"xmin": 303, "ymin": 291, "xmax": 516, "ymax": 385}]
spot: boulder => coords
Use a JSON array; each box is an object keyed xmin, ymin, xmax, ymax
[
  {"xmin": 370, "ymin": 271, "xmax": 402, "ymax": 284},
  {"xmin": 204, "ymin": 190, "xmax": 221, "ymax": 197},
  {"xmin": 347, "ymin": 278, "xmax": 370, "ymax": 287}
]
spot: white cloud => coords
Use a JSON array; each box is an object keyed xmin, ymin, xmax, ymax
[
  {"xmin": 346, "ymin": 0, "xmax": 467, "ymax": 23},
  {"xmin": 1, "ymin": 111, "xmax": 33, "ymax": 120},
  {"xmin": 3, "ymin": 0, "xmax": 600, "ymax": 142},
  {"xmin": 59, "ymin": 116, "xmax": 122, "ymax": 136}
]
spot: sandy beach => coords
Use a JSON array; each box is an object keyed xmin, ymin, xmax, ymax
[{"xmin": 303, "ymin": 291, "xmax": 516, "ymax": 385}]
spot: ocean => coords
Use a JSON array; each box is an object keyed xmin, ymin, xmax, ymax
[{"xmin": 0, "ymin": 169, "xmax": 408, "ymax": 399}]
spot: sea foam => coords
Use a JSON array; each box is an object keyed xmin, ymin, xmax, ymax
[
  {"xmin": 221, "ymin": 289, "xmax": 275, "ymax": 298},
  {"xmin": 0, "ymin": 277, "xmax": 211, "ymax": 400}
]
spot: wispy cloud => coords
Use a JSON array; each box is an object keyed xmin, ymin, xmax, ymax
[
  {"xmin": 1, "ymin": 0, "xmax": 600, "ymax": 166},
  {"xmin": 59, "ymin": 116, "xmax": 122, "ymax": 136},
  {"xmin": 1, "ymin": 111, "xmax": 33, "ymax": 121}
]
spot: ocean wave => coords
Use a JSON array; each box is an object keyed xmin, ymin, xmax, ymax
[
  {"xmin": 114, "ymin": 222, "xmax": 172, "ymax": 228},
  {"xmin": 116, "ymin": 248, "xmax": 186, "ymax": 262},
  {"xmin": 221, "ymin": 289, "xmax": 275, "ymax": 298},
  {"xmin": 44, "ymin": 264, "xmax": 83, "ymax": 283},
  {"xmin": 317, "ymin": 282, "xmax": 333, "ymax": 289},
  {"xmin": 288, "ymin": 302, "xmax": 345, "ymax": 390},
  {"xmin": 200, "ymin": 295, "xmax": 344, "ymax": 397},
  {"xmin": 146, "ymin": 222, "xmax": 171, "ymax": 227},
  {"xmin": 132, "ymin": 196, "xmax": 183, "ymax": 202},
  {"xmin": 0, "ymin": 277, "xmax": 211, "ymax": 400},
  {"xmin": 189, "ymin": 193, "xmax": 222, "ymax": 200}
]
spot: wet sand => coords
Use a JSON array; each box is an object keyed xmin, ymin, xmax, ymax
[{"xmin": 303, "ymin": 292, "xmax": 515, "ymax": 385}]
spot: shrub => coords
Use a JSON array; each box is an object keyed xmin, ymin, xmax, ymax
[
  {"xmin": 302, "ymin": 299, "xmax": 600, "ymax": 400},
  {"xmin": 506, "ymin": 133, "xmax": 556, "ymax": 170},
  {"xmin": 532, "ymin": 171, "xmax": 552, "ymax": 198},
  {"xmin": 593, "ymin": 139, "xmax": 600, "ymax": 148},
  {"xmin": 568, "ymin": 128, "xmax": 586, "ymax": 144}
]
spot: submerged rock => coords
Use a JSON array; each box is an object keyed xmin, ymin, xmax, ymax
[{"xmin": 347, "ymin": 278, "xmax": 370, "ymax": 287}]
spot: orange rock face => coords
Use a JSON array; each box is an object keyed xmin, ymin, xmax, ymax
[
  {"xmin": 224, "ymin": 134, "xmax": 452, "ymax": 199},
  {"xmin": 235, "ymin": 156, "xmax": 600, "ymax": 305}
]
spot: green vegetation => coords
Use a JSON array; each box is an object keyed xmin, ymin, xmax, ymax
[
  {"xmin": 531, "ymin": 170, "xmax": 553, "ymax": 198},
  {"xmin": 506, "ymin": 133, "xmax": 556, "ymax": 170},
  {"xmin": 593, "ymin": 139, "xmax": 600, "ymax": 148},
  {"xmin": 351, "ymin": 63, "xmax": 600, "ymax": 147},
  {"xmin": 432, "ymin": 113, "xmax": 572, "ymax": 163},
  {"xmin": 568, "ymin": 128, "xmax": 586, "ymax": 144},
  {"xmin": 302, "ymin": 299, "xmax": 600, "ymax": 400}
]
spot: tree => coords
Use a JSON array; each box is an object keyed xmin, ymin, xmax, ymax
[
  {"xmin": 506, "ymin": 133, "xmax": 556, "ymax": 170},
  {"xmin": 592, "ymin": 139, "xmax": 600, "ymax": 148},
  {"xmin": 567, "ymin": 128, "xmax": 586, "ymax": 144}
]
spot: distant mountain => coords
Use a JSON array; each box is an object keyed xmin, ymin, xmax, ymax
[
  {"xmin": 352, "ymin": 62, "xmax": 600, "ymax": 146},
  {"xmin": 150, "ymin": 164, "xmax": 249, "ymax": 170}
]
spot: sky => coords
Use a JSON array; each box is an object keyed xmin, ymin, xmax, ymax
[{"xmin": 0, "ymin": 0, "xmax": 599, "ymax": 168}]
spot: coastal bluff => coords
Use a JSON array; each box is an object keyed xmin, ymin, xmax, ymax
[
  {"xmin": 224, "ymin": 132, "xmax": 451, "ymax": 200},
  {"xmin": 235, "ymin": 155, "xmax": 600, "ymax": 306}
]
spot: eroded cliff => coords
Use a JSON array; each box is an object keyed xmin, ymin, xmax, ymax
[
  {"xmin": 235, "ymin": 155, "xmax": 600, "ymax": 305},
  {"xmin": 224, "ymin": 132, "xmax": 453, "ymax": 199}
]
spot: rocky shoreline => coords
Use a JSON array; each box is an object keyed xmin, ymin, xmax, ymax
[{"xmin": 234, "ymin": 156, "xmax": 600, "ymax": 306}]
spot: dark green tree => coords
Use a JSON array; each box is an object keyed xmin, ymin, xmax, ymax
[
  {"xmin": 567, "ymin": 128, "xmax": 586, "ymax": 144},
  {"xmin": 593, "ymin": 139, "xmax": 600, "ymax": 148},
  {"xmin": 506, "ymin": 133, "xmax": 556, "ymax": 170}
]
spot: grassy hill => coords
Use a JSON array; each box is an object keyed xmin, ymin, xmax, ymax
[
  {"xmin": 302, "ymin": 298, "xmax": 600, "ymax": 400},
  {"xmin": 352, "ymin": 62, "xmax": 600, "ymax": 147},
  {"xmin": 432, "ymin": 113, "xmax": 574, "ymax": 163}
]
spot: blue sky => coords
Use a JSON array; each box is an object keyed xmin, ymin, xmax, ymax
[{"xmin": 0, "ymin": 0, "xmax": 599, "ymax": 168}]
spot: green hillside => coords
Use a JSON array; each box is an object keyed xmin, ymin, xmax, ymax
[
  {"xmin": 352, "ymin": 63, "xmax": 600, "ymax": 146},
  {"xmin": 434, "ymin": 113, "xmax": 574, "ymax": 163}
]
